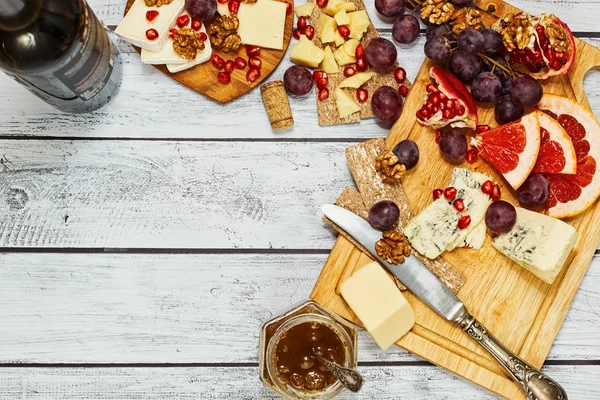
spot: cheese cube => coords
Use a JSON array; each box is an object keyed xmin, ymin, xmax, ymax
[
  {"xmin": 321, "ymin": 46, "xmax": 339, "ymax": 74},
  {"xmin": 333, "ymin": 29, "xmax": 346, "ymax": 47},
  {"xmin": 341, "ymin": 2, "xmax": 357, "ymax": 12},
  {"xmin": 115, "ymin": 0, "xmax": 185, "ymax": 51},
  {"xmin": 339, "ymin": 72, "xmax": 374, "ymax": 88},
  {"xmin": 323, "ymin": 0, "xmax": 345, "ymax": 16},
  {"xmin": 318, "ymin": 14, "xmax": 337, "ymax": 44},
  {"xmin": 333, "ymin": 45, "xmax": 357, "ymax": 65},
  {"xmin": 492, "ymin": 208, "xmax": 578, "ymax": 284},
  {"xmin": 295, "ymin": 2, "xmax": 315, "ymax": 17},
  {"xmin": 343, "ymin": 38, "xmax": 360, "ymax": 57},
  {"xmin": 341, "ymin": 262, "xmax": 415, "ymax": 350},
  {"xmin": 334, "ymin": 9, "xmax": 350, "ymax": 26},
  {"xmin": 237, "ymin": 0, "xmax": 287, "ymax": 50},
  {"xmin": 335, "ymin": 87, "xmax": 361, "ymax": 118},
  {"xmin": 290, "ymin": 36, "xmax": 325, "ymax": 68},
  {"xmin": 348, "ymin": 10, "xmax": 370, "ymax": 41}
]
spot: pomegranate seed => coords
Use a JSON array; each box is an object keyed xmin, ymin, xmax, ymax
[
  {"xmin": 435, "ymin": 131, "xmax": 441, "ymax": 143},
  {"xmin": 234, "ymin": 57, "xmax": 247, "ymax": 69},
  {"xmin": 456, "ymin": 105, "xmax": 465, "ymax": 116},
  {"xmin": 481, "ymin": 180, "xmax": 494, "ymax": 195},
  {"xmin": 145, "ymin": 28, "xmax": 159, "ymax": 40},
  {"xmin": 224, "ymin": 60, "xmax": 234, "ymax": 74},
  {"xmin": 285, "ymin": 1, "xmax": 292, "ymax": 14},
  {"xmin": 417, "ymin": 109, "xmax": 428, "ymax": 120},
  {"xmin": 453, "ymin": 198, "xmax": 465, "ymax": 212},
  {"xmin": 169, "ymin": 28, "xmax": 178, "ymax": 38},
  {"xmin": 146, "ymin": 10, "xmax": 159, "ymax": 21},
  {"xmin": 229, "ymin": 0, "xmax": 240, "ymax": 13},
  {"xmin": 298, "ymin": 16, "xmax": 308, "ymax": 30},
  {"xmin": 292, "ymin": 29, "xmax": 300, "ymax": 40},
  {"xmin": 191, "ymin": 19, "xmax": 202, "ymax": 31},
  {"xmin": 316, "ymin": 0, "xmax": 328, "ymax": 7},
  {"xmin": 476, "ymin": 124, "xmax": 491, "ymax": 133},
  {"xmin": 394, "ymin": 67, "xmax": 406, "ymax": 83},
  {"xmin": 442, "ymin": 109, "xmax": 452, "ymax": 119},
  {"xmin": 491, "ymin": 184, "xmax": 501, "ymax": 201},
  {"xmin": 176, "ymin": 14, "xmax": 190, "ymax": 28},
  {"xmin": 217, "ymin": 72, "xmax": 230, "ymax": 84},
  {"xmin": 398, "ymin": 85, "xmax": 409, "ymax": 97},
  {"xmin": 316, "ymin": 77, "xmax": 328, "ymax": 90},
  {"xmin": 433, "ymin": 188, "xmax": 443, "ymax": 200},
  {"xmin": 444, "ymin": 187, "xmax": 457, "ymax": 200},
  {"xmin": 246, "ymin": 46, "xmax": 261, "ymax": 57},
  {"xmin": 313, "ymin": 71, "xmax": 327, "ymax": 82},
  {"xmin": 318, "ymin": 88, "xmax": 329, "ymax": 101},
  {"xmin": 466, "ymin": 148, "xmax": 479, "ymax": 164},
  {"xmin": 211, "ymin": 54, "xmax": 225, "ymax": 69},
  {"xmin": 199, "ymin": 32, "xmax": 208, "ymax": 41},
  {"xmin": 338, "ymin": 25, "xmax": 350, "ymax": 38},
  {"xmin": 356, "ymin": 88, "xmax": 368, "ymax": 103},
  {"xmin": 344, "ymin": 66, "xmax": 356, "ymax": 77},
  {"xmin": 457, "ymin": 215, "xmax": 471, "ymax": 230},
  {"xmin": 355, "ymin": 44, "xmax": 365, "ymax": 59},
  {"xmin": 217, "ymin": 0, "xmax": 228, "ymax": 3},
  {"xmin": 247, "ymin": 68, "xmax": 261, "ymax": 84},
  {"xmin": 426, "ymin": 83, "xmax": 438, "ymax": 93},
  {"xmin": 305, "ymin": 25, "xmax": 315, "ymax": 40},
  {"xmin": 249, "ymin": 56, "xmax": 262, "ymax": 69},
  {"xmin": 356, "ymin": 58, "xmax": 368, "ymax": 71}
]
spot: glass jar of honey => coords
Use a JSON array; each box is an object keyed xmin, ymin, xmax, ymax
[{"xmin": 259, "ymin": 300, "xmax": 358, "ymax": 399}]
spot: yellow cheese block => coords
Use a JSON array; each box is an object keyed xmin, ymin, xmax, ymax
[
  {"xmin": 318, "ymin": 14, "xmax": 337, "ymax": 44},
  {"xmin": 323, "ymin": 0, "xmax": 345, "ymax": 16},
  {"xmin": 343, "ymin": 38, "xmax": 360, "ymax": 57},
  {"xmin": 340, "ymin": 262, "xmax": 416, "ymax": 350},
  {"xmin": 339, "ymin": 72, "xmax": 375, "ymax": 88},
  {"xmin": 237, "ymin": 0, "xmax": 287, "ymax": 50},
  {"xmin": 333, "ymin": 45, "xmax": 357, "ymax": 65},
  {"xmin": 294, "ymin": 2, "xmax": 315, "ymax": 17},
  {"xmin": 321, "ymin": 46, "xmax": 339, "ymax": 74},
  {"xmin": 333, "ymin": 29, "xmax": 346, "ymax": 47},
  {"xmin": 348, "ymin": 10, "xmax": 370, "ymax": 41},
  {"xmin": 335, "ymin": 87, "xmax": 361, "ymax": 119},
  {"xmin": 334, "ymin": 9, "xmax": 350, "ymax": 26},
  {"xmin": 341, "ymin": 2, "xmax": 357, "ymax": 12},
  {"xmin": 290, "ymin": 36, "xmax": 325, "ymax": 68}
]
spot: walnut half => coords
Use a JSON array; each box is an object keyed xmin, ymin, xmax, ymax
[
  {"xmin": 375, "ymin": 151, "xmax": 406, "ymax": 184},
  {"xmin": 421, "ymin": 0, "xmax": 455, "ymax": 25},
  {"xmin": 376, "ymin": 230, "xmax": 411, "ymax": 264},
  {"xmin": 208, "ymin": 15, "xmax": 241, "ymax": 52},
  {"xmin": 172, "ymin": 27, "xmax": 206, "ymax": 61}
]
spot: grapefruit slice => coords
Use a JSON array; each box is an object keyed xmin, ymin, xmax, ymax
[
  {"xmin": 473, "ymin": 111, "xmax": 541, "ymax": 190},
  {"xmin": 537, "ymin": 94, "xmax": 600, "ymax": 218},
  {"xmin": 532, "ymin": 111, "xmax": 577, "ymax": 175}
]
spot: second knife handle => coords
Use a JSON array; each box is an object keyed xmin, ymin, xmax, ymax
[{"xmin": 458, "ymin": 313, "xmax": 567, "ymax": 400}]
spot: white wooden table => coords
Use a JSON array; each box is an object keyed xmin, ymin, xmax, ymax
[{"xmin": 0, "ymin": 1, "xmax": 599, "ymax": 398}]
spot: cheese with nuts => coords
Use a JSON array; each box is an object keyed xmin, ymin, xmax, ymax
[
  {"xmin": 237, "ymin": 0, "xmax": 287, "ymax": 50},
  {"xmin": 115, "ymin": 0, "xmax": 185, "ymax": 51},
  {"xmin": 340, "ymin": 262, "xmax": 415, "ymax": 350}
]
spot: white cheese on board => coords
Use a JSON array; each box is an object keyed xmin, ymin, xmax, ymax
[
  {"xmin": 459, "ymin": 221, "xmax": 486, "ymax": 250},
  {"xmin": 492, "ymin": 207, "xmax": 578, "ymax": 284},
  {"xmin": 115, "ymin": 0, "xmax": 185, "ymax": 51},
  {"xmin": 340, "ymin": 262, "xmax": 415, "ymax": 350},
  {"xmin": 237, "ymin": 0, "xmax": 287, "ymax": 50},
  {"xmin": 217, "ymin": 1, "xmax": 230, "ymax": 16}
]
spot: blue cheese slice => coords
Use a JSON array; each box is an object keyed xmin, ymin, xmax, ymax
[
  {"xmin": 459, "ymin": 221, "xmax": 486, "ymax": 249},
  {"xmin": 492, "ymin": 208, "xmax": 578, "ymax": 284}
]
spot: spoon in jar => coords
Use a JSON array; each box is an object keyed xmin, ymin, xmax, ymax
[{"xmin": 310, "ymin": 350, "xmax": 364, "ymax": 393}]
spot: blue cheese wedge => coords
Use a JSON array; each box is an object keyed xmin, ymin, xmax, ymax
[
  {"xmin": 492, "ymin": 208, "xmax": 578, "ymax": 284},
  {"xmin": 459, "ymin": 221, "xmax": 486, "ymax": 249},
  {"xmin": 404, "ymin": 168, "xmax": 492, "ymax": 259}
]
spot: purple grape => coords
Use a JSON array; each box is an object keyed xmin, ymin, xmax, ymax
[
  {"xmin": 365, "ymin": 38, "xmax": 397, "ymax": 69},
  {"xmin": 500, "ymin": 74, "xmax": 513, "ymax": 95},
  {"xmin": 392, "ymin": 15, "xmax": 420, "ymax": 44},
  {"xmin": 471, "ymin": 72, "xmax": 502, "ymax": 103},
  {"xmin": 439, "ymin": 129, "xmax": 467, "ymax": 162},
  {"xmin": 372, "ymin": 86, "xmax": 403, "ymax": 121},
  {"xmin": 426, "ymin": 24, "xmax": 451, "ymax": 40},
  {"xmin": 392, "ymin": 139, "xmax": 419, "ymax": 170},
  {"xmin": 485, "ymin": 201, "xmax": 517, "ymax": 233},
  {"xmin": 283, "ymin": 66, "xmax": 313, "ymax": 96},
  {"xmin": 481, "ymin": 28, "xmax": 503, "ymax": 54},
  {"xmin": 510, "ymin": 76, "xmax": 543, "ymax": 108},
  {"xmin": 375, "ymin": 0, "xmax": 405, "ymax": 18},
  {"xmin": 495, "ymin": 95, "xmax": 524, "ymax": 124},
  {"xmin": 369, "ymin": 200, "xmax": 400, "ymax": 231},
  {"xmin": 517, "ymin": 174, "xmax": 550, "ymax": 208},
  {"xmin": 424, "ymin": 35, "xmax": 451, "ymax": 61},
  {"xmin": 186, "ymin": 0, "xmax": 216, "ymax": 20},
  {"xmin": 450, "ymin": 50, "xmax": 483, "ymax": 83},
  {"xmin": 458, "ymin": 29, "xmax": 485, "ymax": 55}
]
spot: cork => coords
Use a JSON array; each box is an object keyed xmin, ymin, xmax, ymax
[{"xmin": 260, "ymin": 80, "xmax": 294, "ymax": 130}]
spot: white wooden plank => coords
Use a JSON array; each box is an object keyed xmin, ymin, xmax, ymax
[
  {"xmin": 0, "ymin": 365, "xmax": 597, "ymax": 399},
  {"xmin": 0, "ymin": 253, "xmax": 597, "ymax": 363}
]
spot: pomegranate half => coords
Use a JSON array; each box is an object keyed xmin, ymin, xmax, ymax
[{"xmin": 416, "ymin": 66, "xmax": 478, "ymax": 130}]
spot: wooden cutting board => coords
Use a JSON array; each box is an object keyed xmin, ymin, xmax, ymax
[
  {"xmin": 311, "ymin": 0, "xmax": 600, "ymax": 398},
  {"xmin": 124, "ymin": 0, "xmax": 294, "ymax": 103}
]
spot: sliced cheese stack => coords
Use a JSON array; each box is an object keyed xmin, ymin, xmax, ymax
[
  {"xmin": 340, "ymin": 262, "xmax": 415, "ymax": 350},
  {"xmin": 492, "ymin": 207, "xmax": 578, "ymax": 284}
]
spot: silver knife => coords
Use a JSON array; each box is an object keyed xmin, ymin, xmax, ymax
[{"xmin": 323, "ymin": 204, "xmax": 567, "ymax": 400}]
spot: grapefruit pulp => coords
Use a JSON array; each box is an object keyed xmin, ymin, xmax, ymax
[{"xmin": 532, "ymin": 111, "xmax": 577, "ymax": 175}]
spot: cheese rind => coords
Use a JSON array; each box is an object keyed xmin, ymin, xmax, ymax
[
  {"xmin": 340, "ymin": 262, "xmax": 415, "ymax": 350},
  {"xmin": 237, "ymin": 0, "xmax": 287, "ymax": 50},
  {"xmin": 492, "ymin": 208, "xmax": 578, "ymax": 284}
]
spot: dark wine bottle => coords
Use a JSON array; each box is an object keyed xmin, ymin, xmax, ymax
[{"xmin": 0, "ymin": 0, "xmax": 122, "ymax": 113}]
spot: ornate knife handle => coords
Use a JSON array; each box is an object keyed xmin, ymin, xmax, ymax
[{"xmin": 458, "ymin": 313, "xmax": 567, "ymax": 400}]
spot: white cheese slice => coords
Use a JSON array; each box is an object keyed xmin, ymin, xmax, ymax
[
  {"xmin": 237, "ymin": 0, "xmax": 287, "ymax": 50},
  {"xmin": 459, "ymin": 221, "xmax": 486, "ymax": 249},
  {"xmin": 217, "ymin": 1, "xmax": 230, "ymax": 16},
  {"xmin": 492, "ymin": 208, "xmax": 578, "ymax": 284},
  {"xmin": 115, "ymin": 0, "xmax": 185, "ymax": 51},
  {"xmin": 340, "ymin": 262, "xmax": 415, "ymax": 350}
]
